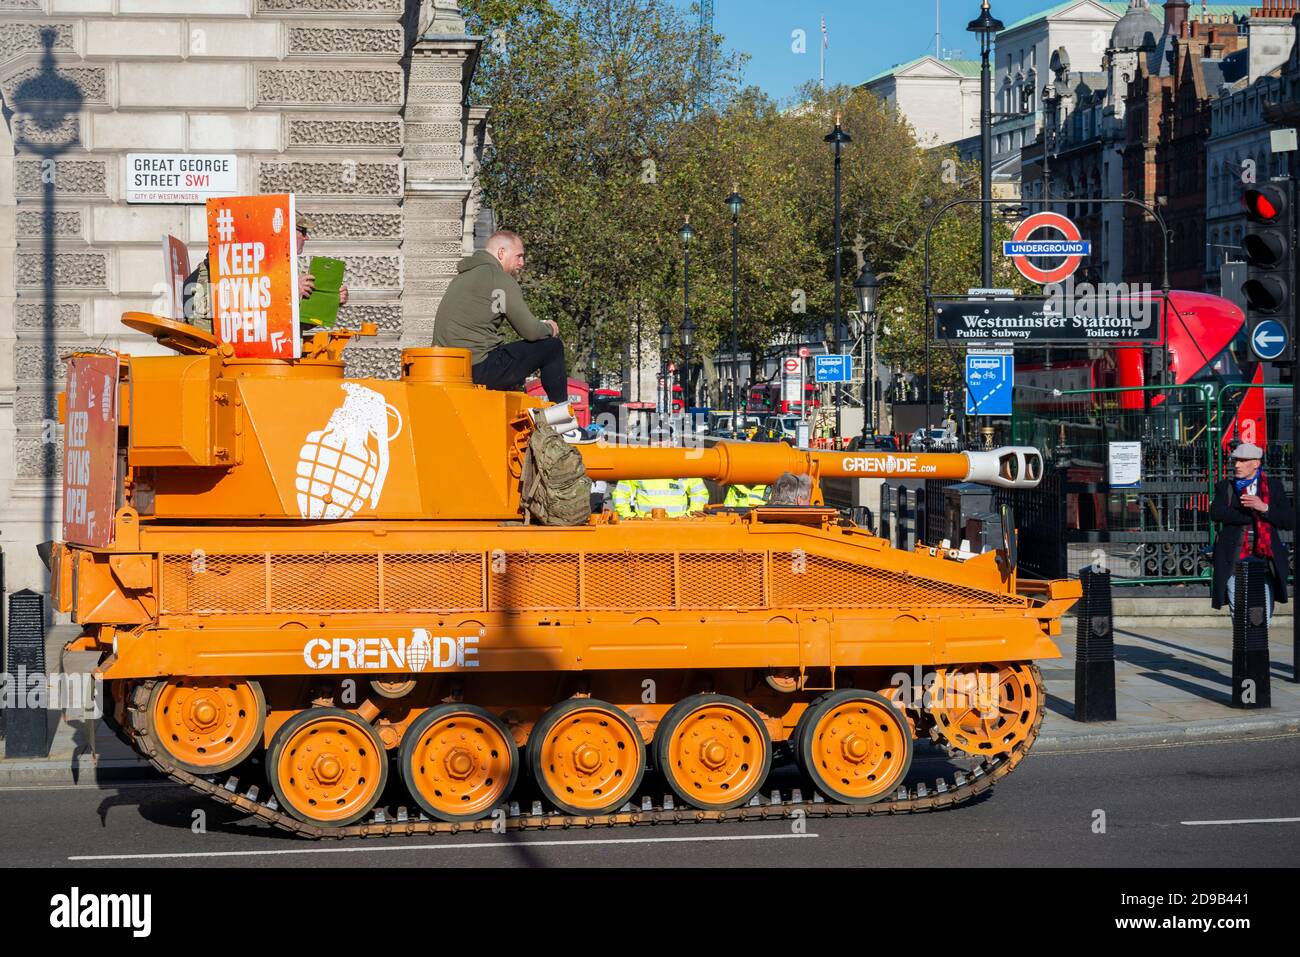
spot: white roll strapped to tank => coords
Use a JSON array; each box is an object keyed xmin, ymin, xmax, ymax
[{"xmin": 961, "ymin": 447, "xmax": 1044, "ymax": 489}]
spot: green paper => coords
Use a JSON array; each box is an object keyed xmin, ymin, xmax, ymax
[{"xmin": 299, "ymin": 256, "xmax": 346, "ymax": 328}]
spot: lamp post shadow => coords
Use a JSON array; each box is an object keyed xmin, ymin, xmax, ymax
[{"xmin": 7, "ymin": 28, "xmax": 85, "ymax": 611}]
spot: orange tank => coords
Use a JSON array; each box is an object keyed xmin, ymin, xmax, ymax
[{"xmin": 50, "ymin": 313, "xmax": 1079, "ymax": 836}]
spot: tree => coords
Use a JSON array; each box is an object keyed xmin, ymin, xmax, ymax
[
  {"xmin": 465, "ymin": 0, "xmax": 741, "ymax": 380},
  {"xmin": 464, "ymin": 1, "xmax": 1026, "ymax": 401}
]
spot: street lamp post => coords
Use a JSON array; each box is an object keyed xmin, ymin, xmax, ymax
[
  {"xmin": 854, "ymin": 263, "xmax": 881, "ymax": 443},
  {"xmin": 968, "ymin": 0, "xmax": 1005, "ymax": 289},
  {"xmin": 726, "ymin": 184, "xmax": 744, "ymax": 432},
  {"xmin": 682, "ymin": 312, "xmax": 695, "ymax": 410},
  {"xmin": 679, "ymin": 216, "xmax": 695, "ymax": 414},
  {"xmin": 658, "ymin": 316, "xmax": 672, "ymax": 417},
  {"xmin": 825, "ymin": 113, "xmax": 852, "ymax": 443}
]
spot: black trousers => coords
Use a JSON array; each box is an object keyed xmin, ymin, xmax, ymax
[{"xmin": 472, "ymin": 337, "xmax": 568, "ymax": 403}]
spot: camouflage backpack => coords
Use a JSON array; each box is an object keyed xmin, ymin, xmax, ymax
[{"xmin": 520, "ymin": 423, "xmax": 592, "ymax": 526}]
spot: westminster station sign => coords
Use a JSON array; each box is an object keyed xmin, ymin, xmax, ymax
[{"xmin": 933, "ymin": 296, "xmax": 1163, "ymax": 345}]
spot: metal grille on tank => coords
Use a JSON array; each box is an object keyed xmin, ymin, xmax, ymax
[
  {"xmin": 159, "ymin": 549, "xmax": 1022, "ymax": 615},
  {"xmin": 769, "ymin": 552, "xmax": 1025, "ymax": 608}
]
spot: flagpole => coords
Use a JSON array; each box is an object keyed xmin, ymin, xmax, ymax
[{"xmin": 820, "ymin": 16, "xmax": 826, "ymax": 89}]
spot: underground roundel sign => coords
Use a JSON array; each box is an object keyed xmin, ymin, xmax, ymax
[{"xmin": 1003, "ymin": 211, "xmax": 1090, "ymax": 285}]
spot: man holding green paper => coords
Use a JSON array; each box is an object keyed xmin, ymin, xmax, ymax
[{"xmin": 433, "ymin": 229, "xmax": 569, "ymax": 405}]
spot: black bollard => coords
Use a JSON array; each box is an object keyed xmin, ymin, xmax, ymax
[
  {"xmin": 1231, "ymin": 561, "xmax": 1272, "ymax": 709},
  {"xmin": 1074, "ymin": 565, "xmax": 1117, "ymax": 722},
  {"xmin": 4, "ymin": 589, "xmax": 50, "ymax": 758}
]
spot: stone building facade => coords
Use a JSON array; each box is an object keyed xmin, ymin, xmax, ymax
[
  {"xmin": 1206, "ymin": 11, "xmax": 1300, "ymax": 290},
  {"xmin": 858, "ymin": 56, "xmax": 982, "ymax": 148},
  {"xmin": 1124, "ymin": 11, "xmax": 1237, "ymax": 288},
  {"xmin": 0, "ymin": 0, "xmax": 486, "ymax": 596}
]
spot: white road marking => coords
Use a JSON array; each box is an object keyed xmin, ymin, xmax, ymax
[
  {"xmin": 70, "ymin": 831, "xmax": 819, "ymax": 862},
  {"xmin": 0, "ymin": 780, "xmax": 183, "ymax": 794},
  {"xmin": 1181, "ymin": 817, "xmax": 1300, "ymax": 826}
]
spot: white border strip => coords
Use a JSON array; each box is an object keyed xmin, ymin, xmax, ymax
[
  {"xmin": 71, "ymin": 831, "xmax": 819, "ymax": 862},
  {"xmin": 1181, "ymin": 817, "xmax": 1300, "ymax": 826}
]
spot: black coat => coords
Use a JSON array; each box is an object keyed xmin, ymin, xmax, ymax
[{"xmin": 1210, "ymin": 474, "xmax": 1294, "ymax": 608}]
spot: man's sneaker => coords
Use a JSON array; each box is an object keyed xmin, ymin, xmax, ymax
[{"xmin": 561, "ymin": 426, "xmax": 600, "ymax": 445}]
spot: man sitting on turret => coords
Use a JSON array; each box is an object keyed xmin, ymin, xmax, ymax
[{"xmin": 434, "ymin": 229, "xmax": 569, "ymax": 405}]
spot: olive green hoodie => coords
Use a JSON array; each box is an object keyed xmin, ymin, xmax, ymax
[{"xmin": 433, "ymin": 249, "xmax": 553, "ymax": 364}]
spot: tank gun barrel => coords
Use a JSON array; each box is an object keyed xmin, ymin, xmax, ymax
[{"xmin": 578, "ymin": 443, "xmax": 1043, "ymax": 489}]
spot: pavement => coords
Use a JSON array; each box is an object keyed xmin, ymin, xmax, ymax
[{"xmin": 1, "ymin": 618, "xmax": 1298, "ymax": 787}]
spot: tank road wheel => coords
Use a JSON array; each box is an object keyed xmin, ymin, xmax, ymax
[
  {"xmin": 795, "ymin": 689, "xmax": 913, "ymax": 804},
  {"xmin": 146, "ymin": 677, "xmax": 265, "ymax": 775},
  {"xmin": 653, "ymin": 694, "xmax": 772, "ymax": 811},
  {"xmin": 268, "ymin": 707, "xmax": 388, "ymax": 828},
  {"xmin": 527, "ymin": 699, "xmax": 646, "ymax": 817},
  {"xmin": 927, "ymin": 663, "xmax": 1041, "ymax": 758},
  {"xmin": 400, "ymin": 705, "xmax": 520, "ymax": 822}
]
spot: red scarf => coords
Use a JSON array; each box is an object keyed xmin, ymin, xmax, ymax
[{"xmin": 1238, "ymin": 474, "xmax": 1274, "ymax": 561}]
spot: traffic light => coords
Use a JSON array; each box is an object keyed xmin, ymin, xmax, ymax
[{"xmin": 1241, "ymin": 181, "xmax": 1296, "ymax": 361}]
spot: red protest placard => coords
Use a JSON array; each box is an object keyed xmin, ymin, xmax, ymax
[
  {"xmin": 161, "ymin": 233, "xmax": 191, "ymax": 321},
  {"xmin": 63, "ymin": 354, "xmax": 120, "ymax": 548},
  {"xmin": 206, "ymin": 193, "xmax": 300, "ymax": 359}
]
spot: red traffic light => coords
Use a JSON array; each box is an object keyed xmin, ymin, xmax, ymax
[{"xmin": 1243, "ymin": 186, "xmax": 1288, "ymax": 223}]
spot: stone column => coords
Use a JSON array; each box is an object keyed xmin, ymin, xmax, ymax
[{"xmin": 401, "ymin": 7, "xmax": 483, "ymax": 351}]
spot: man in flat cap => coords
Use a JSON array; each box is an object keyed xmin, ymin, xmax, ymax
[
  {"xmin": 183, "ymin": 211, "xmax": 346, "ymax": 332},
  {"xmin": 1210, "ymin": 441, "xmax": 1294, "ymax": 623}
]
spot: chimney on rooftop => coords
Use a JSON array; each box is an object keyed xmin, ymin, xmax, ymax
[{"xmin": 1164, "ymin": 0, "xmax": 1190, "ymax": 35}]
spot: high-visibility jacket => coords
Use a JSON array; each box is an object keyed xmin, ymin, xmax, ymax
[
  {"xmin": 723, "ymin": 483, "xmax": 768, "ymax": 507},
  {"xmin": 612, "ymin": 478, "xmax": 708, "ymax": 518}
]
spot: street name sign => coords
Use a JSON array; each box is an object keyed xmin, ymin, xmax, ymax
[{"xmin": 127, "ymin": 153, "xmax": 237, "ymax": 204}]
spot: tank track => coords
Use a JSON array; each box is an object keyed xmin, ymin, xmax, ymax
[{"xmin": 122, "ymin": 666, "xmax": 1045, "ymax": 840}]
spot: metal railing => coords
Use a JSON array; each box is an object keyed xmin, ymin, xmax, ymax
[{"xmin": 913, "ymin": 380, "xmax": 1297, "ymax": 586}]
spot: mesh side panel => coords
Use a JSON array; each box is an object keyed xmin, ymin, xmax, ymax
[
  {"xmin": 770, "ymin": 552, "xmax": 1023, "ymax": 609},
  {"xmin": 269, "ymin": 553, "xmax": 380, "ymax": 612},
  {"xmin": 161, "ymin": 554, "xmax": 266, "ymax": 615},
  {"xmin": 584, "ymin": 553, "xmax": 675, "ymax": 609},
  {"xmin": 489, "ymin": 553, "xmax": 579, "ymax": 611},
  {"xmin": 679, "ymin": 552, "xmax": 765, "ymax": 609},
  {"xmin": 382, "ymin": 552, "xmax": 483, "ymax": 613}
]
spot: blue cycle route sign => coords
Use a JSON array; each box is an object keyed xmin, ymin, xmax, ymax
[
  {"xmin": 814, "ymin": 354, "xmax": 853, "ymax": 383},
  {"xmin": 965, "ymin": 351, "xmax": 1013, "ymax": 416}
]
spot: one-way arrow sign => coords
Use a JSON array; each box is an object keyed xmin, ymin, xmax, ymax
[{"xmin": 1250, "ymin": 319, "xmax": 1291, "ymax": 361}]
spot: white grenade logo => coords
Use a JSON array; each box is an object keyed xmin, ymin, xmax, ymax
[{"xmin": 296, "ymin": 383, "xmax": 402, "ymax": 519}]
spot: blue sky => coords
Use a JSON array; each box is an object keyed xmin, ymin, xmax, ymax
[{"xmin": 711, "ymin": 0, "xmax": 1093, "ymax": 104}]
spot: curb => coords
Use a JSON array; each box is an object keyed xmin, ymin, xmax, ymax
[
  {"xmin": 0, "ymin": 754, "xmax": 160, "ymax": 788},
  {"xmin": 1035, "ymin": 712, "xmax": 1300, "ymax": 752}
]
